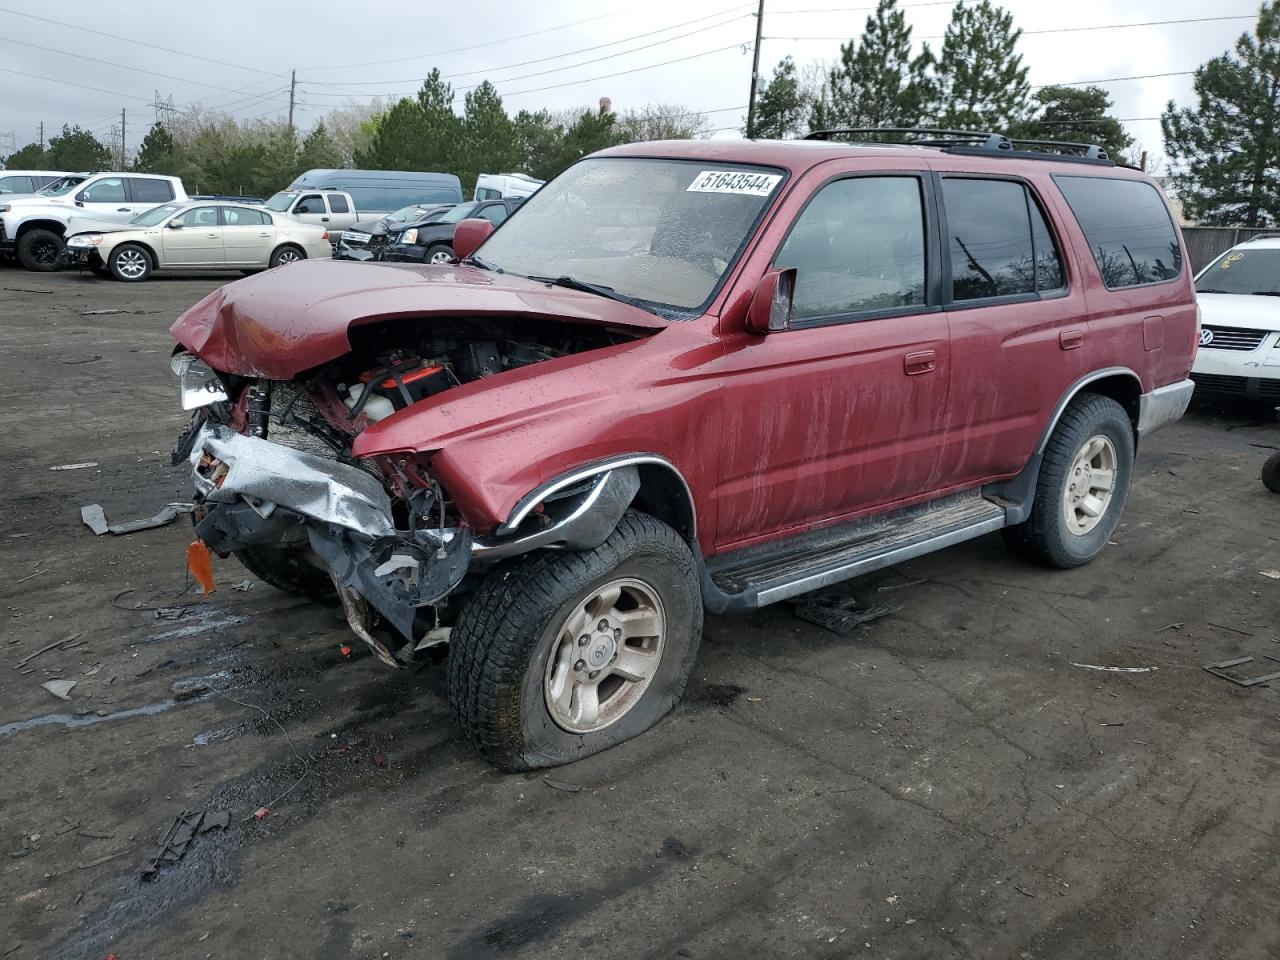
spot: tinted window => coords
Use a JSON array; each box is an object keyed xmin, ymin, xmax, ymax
[
  {"xmin": 223, "ymin": 207, "xmax": 270, "ymax": 226},
  {"xmin": 129, "ymin": 178, "xmax": 174, "ymax": 203},
  {"xmin": 295, "ymin": 194, "xmax": 324, "ymax": 214},
  {"xmin": 178, "ymin": 206, "xmax": 220, "ymax": 228},
  {"xmin": 477, "ymin": 203, "xmax": 508, "ymax": 224},
  {"xmin": 943, "ymin": 179, "xmax": 1036, "ymax": 300},
  {"xmin": 0, "ymin": 175, "xmax": 34, "ymax": 194},
  {"xmin": 1029, "ymin": 197, "xmax": 1065, "ymax": 291},
  {"xmin": 327, "ymin": 193, "xmax": 350, "ymax": 213},
  {"xmin": 1055, "ymin": 176, "xmax": 1182, "ymax": 288},
  {"xmin": 78, "ymin": 177, "xmax": 127, "ymax": 203},
  {"xmin": 776, "ymin": 176, "xmax": 926, "ymax": 320},
  {"xmin": 476, "ymin": 187, "xmax": 501, "ymax": 201}
]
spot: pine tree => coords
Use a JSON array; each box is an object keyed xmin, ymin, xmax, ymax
[
  {"xmin": 459, "ymin": 81, "xmax": 519, "ymax": 193},
  {"xmin": 45, "ymin": 125, "xmax": 110, "ymax": 170},
  {"xmin": 5, "ymin": 143, "xmax": 46, "ymax": 167},
  {"xmin": 934, "ymin": 0, "xmax": 1030, "ymax": 130},
  {"xmin": 133, "ymin": 123, "xmax": 179, "ymax": 174},
  {"xmin": 812, "ymin": 0, "xmax": 933, "ymax": 131},
  {"xmin": 357, "ymin": 69, "xmax": 461, "ymax": 172},
  {"xmin": 296, "ymin": 122, "xmax": 343, "ymax": 172},
  {"xmin": 1162, "ymin": 1, "xmax": 1280, "ymax": 226},
  {"xmin": 1017, "ymin": 86, "xmax": 1133, "ymax": 161},
  {"xmin": 751, "ymin": 57, "xmax": 809, "ymax": 138}
]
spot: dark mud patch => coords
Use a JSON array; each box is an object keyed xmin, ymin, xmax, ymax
[{"xmin": 683, "ymin": 679, "xmax": 746, "ymax": 708}]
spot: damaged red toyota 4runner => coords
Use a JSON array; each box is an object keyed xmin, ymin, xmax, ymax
[{"xmin": 169, "ymin": 130, "xmax": 1197, "ymax": 770}]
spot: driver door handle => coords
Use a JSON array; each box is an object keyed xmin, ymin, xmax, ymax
[
  {"xmin": 116, "ymin": 207, "xmax": 132, "ymax": 212},
  {"xmin": 321, "ymin": 216, "xmax": 330, "ymax": 222},
  {"xmin": 904, "ymin": 349, "xmax": 938, "ymax": 375}
]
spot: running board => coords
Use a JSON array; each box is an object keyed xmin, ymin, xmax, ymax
[{"xmin": 703, "ymin": 493, "xmax": 1008, "ymax": 613}]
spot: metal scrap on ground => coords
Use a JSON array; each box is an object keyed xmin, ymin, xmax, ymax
[
  {"xmin": 793, "ymin": 593, "xmax": 896, "ymax": 636},
  {"xmin": 1201, "ymin": 656, "xmax": 1280, "ymax": 687},
  {"xmin": 81, "ymin": 502, "xmax": 195, "ymax": 536},
  {"xmin": 1071, "ymin": 663, "xmax": 1158, "ymax": 673},
  {"xmin": 142, "ymin": 808, "xmax": 229, "ymax": 879}
]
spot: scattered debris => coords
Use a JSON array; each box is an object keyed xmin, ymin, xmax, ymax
[
  {"xmin": 1260, "ymin": 570, "xmax": 1280, "ymax": 580},
  {"xmin": 15, "ymin": 633, "xmax": 83, "ymax": 667},
  {"xmin": 60, "ymin": 355, "xmax": 102, "ymax": 365},
  {"xmin": 876, "ymin": 578, "xmax": 927, "ymax": 593},
  {"xmin": 1155, "ymin": 622, "xmax": 1184, "ymax": 633},
  {"xmin": 1070, "ymin": 663, "xmax": 1157, "ymax": 674},
  {"xmin": 40, "ymin": 679, "xmax": 78, "ymax": 702},
  {"xmin": 1207, "ymin": 622, "xmax": 1255, "ymax": 637},
  {"xmin": 49, "ymin": 462, "xmax": 98, "ymax": 471},
  {"xmin": 77, "ymin": 829, "xmax": 116, "ymax": 840},
  {"xmin": 3, "ymin": 286, "xmax": 52, "ymax": 294},
  {"xmin": 793, "ymin": 594, "xmax": 895, "ymax": 636},
  {"xmin": 80, "ymin": 308, "xmax": 125, "ymax": 316},
  {"xmin": 746, "ymin": 695, "xmax": 765, "ymax": 703},
  {"xmin": 1013, "ymin": 884, "xmax": 1037, "ymax": 899},
  {"xmin": 81, "ymin": 502, "xmax": 194, "ymax": 536},
  {"xmin": 141, "ymin": 808, "xmax": 229, "ymax": 879},
  {"xmin": 253, "ymin": 807, "xmax": 270, "ymax": 821},
  {"xmin": 1202, "ymin": 656, "xmax": 1280, "ymax": 687},
  {"xmin": 187, "ymin": 541, "xmax": 216, "ymax": 595},
  {"xmin": 15, "ymin": 568, "xmax": 44, "ymax": 584},
  {"xmin": 230, "ymin": 579, "xmax": 253, "ymax": 592},
  {"xmin": 1099, "ymin": 721, "xmax": 1126, "ymax": 727},
  {"xmin": 543, "ymin": 777, "xmax": 582, "ymax": 793},
  {"xmin": 78, "ymin": 851, "xmax": 125, "ymax": 870}
]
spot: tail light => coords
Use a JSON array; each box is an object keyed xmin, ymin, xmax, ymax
[{"xmin": 322, "ymin": 229, "xmax": 329, "ymax": 241}]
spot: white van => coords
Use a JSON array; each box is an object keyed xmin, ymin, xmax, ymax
[{"xmin": 474, "ymin": 172, "xmax": 543, "ymax": 201}]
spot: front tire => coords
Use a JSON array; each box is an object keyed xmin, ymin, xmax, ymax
[
  {"xmin": 17, "ymin": 229, "xmax": 63, "ymax": 271},
  {"xmin": 1263, "ymin": 451, "xmax": 1280, "ymax": 494},
  {"xmin": 1003, "ymin": 393, "xmax": 1134, "ymax": 568},
  {"xmin": 269, "ymin": 245, "xmax": 304, "ymax": 268},
  {"xmin": 448, "ymin": 511, "xmax": 703, "ymax": 771},
  {"xmin": 109, "ymin": 243, "xmax": 152, "ymax": 282}
]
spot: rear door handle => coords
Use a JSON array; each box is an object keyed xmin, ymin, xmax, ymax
[
  {"xmin": 1060, "ymin": 329, "xmax": 1084, "ymax": 350},
  {"xmin": 258, "ymin": 232, "xmax": 271, "ymax": 237},
  {"xmin": 206, "ymin": 233, "xmax": 219, "ymax": 238},
  {"xmin": 904, "ymin": 349, "xmax": 938, "ymax": 375}
]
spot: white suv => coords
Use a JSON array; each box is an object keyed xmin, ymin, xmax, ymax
[
  {"xmin": 0, "ymin": 172, "xmax": 188, "ymax": 271},
  {"xmin": 1192, "ymin": 236, "xmax": 1280, "ymax": 403},
  {"xmin": 0, "ymin": 170, "xmax": 78, "ymax": 197}
]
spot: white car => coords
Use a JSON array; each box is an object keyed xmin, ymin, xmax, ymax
[
  {"xmin": 1192, "ymin": 236, "xmax": 1280, "ymax": 403},
  {"xmin": 62, "ymin": 200, "xmax": 333, "ymax": 281},
  {"xmin": 0, "ymin": 170, "xmax": 79, "ymax": 197}
]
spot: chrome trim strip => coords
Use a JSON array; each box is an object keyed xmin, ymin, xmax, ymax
[
  {"xmin": 1137, "ymin": 378, "xmax": 1194, "ymax": 436},
  {"xmin": 753, "ymin": 513, "xmax": 1007, "ymax": 606},
  {"xmin": 1035, "ymin": 366, "xmax": 1142, "ymax": 454},
  {"xmin": 499, "ymin": 453, "xmax": 696, "ymax": 535}
]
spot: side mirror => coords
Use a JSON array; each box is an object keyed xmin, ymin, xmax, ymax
[
  {"xmin": 453, "ymin": 218, "xmax": 494, "ymax": 262},
  {"xmin": 745, "ymin": 268, "xmax": 796, "ymax": 335},
  {"xmin": 167, "ymin": 219, "xmax": 184, "ymax": 229}
]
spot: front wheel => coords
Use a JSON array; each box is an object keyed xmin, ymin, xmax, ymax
[
  {"xmin": 109, "ymin": 243, "xmax": 152, "ymax": 282},
  {"xmin": 233, "ymin": 545, "xmax": 334, "ymax": 598},
  {"xmin": 269, "ymin": 245, "xmax": 304, "ymax": 268},
  {"xmin": 17, "ymin": 228, "xmax": 63, "ymax": 271},
  {"xmin": 425, "ymin": 243, "xmax": 454, "ymax": 265},
  {"xmin": 1263, "ymin": 451, "xmax": 1280, "ymax": 494},
  {"xmin": 448, "ymin": 511, "xmax": 703, "ymax": 771},
  {"xmin": 1003, "ymin": 393, "xmax": 1134, "ymax": 568}
]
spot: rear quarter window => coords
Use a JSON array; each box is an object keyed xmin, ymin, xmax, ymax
[{"xmin": 1054, "ymin": 175, "xmax": 1182, "ymax": 289}]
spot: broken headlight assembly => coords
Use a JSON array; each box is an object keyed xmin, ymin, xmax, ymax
[{"xmin": 171, "ymin": 352, "xmax": 229, "ymax": 411}]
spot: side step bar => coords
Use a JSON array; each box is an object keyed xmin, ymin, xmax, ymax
[{"xmin": 701, "ymin": 493, "xmax": 1008, "ymax": 614}]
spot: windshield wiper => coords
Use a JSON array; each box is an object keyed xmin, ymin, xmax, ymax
[
  {"xmin": 462, "ymin": 254, "xmax": 499, "ymax": 272},
  {"xmin": 527, "ymin": 274, "xmax": 632, "ymax": 304},
  {"xmin": 1253, "ymin": 291, "xmax": 1280, "ymax": 297},
  {"xmin": 1197, "ymin": 288, "xmax": 1229, "ymax": 294}
]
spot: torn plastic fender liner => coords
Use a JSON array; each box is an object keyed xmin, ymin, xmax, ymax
[{"xmin": 188, "ymin": 423, "xmax": 395, "ymax": 539}]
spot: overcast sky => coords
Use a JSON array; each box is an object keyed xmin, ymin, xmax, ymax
[{"xmin": 0, "ymin": 0, "xmax": 1260, "ymax": 164}]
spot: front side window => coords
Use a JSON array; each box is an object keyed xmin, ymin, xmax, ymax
[
  {"xmin": 178, "ymin": 206, "xmax": 220, "ymax": 228},
  {"xmin": 327, "ymin": 193, "xmax": 350, "ymax": 213},
  {"xmin": 294, "ymin": 194, "xmax": 325, "ymax": 214},
  {"xmin": 129, "ymin": 178, "xmax": 174, "ymax": 203},
  {"xmin": 78, "ymin": 177, "xmax": 126, "ymax": 203},
  {"xmin": 776, "ymin": 176, "xmax": 927, "ymax": 320},
  {"xmin": 477, "ymin": 158, "xmax": 784, "ymax": 314},
  {"xmin": 1055, "ymin": 175, "xmax": 1182, "ymax": 288},
  {"xmin": 478, "ymin": 203, "xmax": 509, "ymax": 224},
  {"xmin": 1196, "ymin": 247, "xmax": 1280, "ymax": 296}
]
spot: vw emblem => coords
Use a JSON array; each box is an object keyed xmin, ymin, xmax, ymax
[{"xmin": 1199, "ymin": 328, "xmax": 1214, "ymax": 346}]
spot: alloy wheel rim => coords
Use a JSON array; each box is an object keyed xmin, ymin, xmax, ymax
[
  {"xmin": 116, "ymin": 249, "xmax": 146, "ymax": 278},
  {"xmin": 543, "ymin": 577, "xmax": 666, "ymax": 734},
  {"xmin": 33, "ymin": 240, "xmax": 57, "ymax": 264},
  {"xmin": 276, "ymin": 250, "xmax": 300, "ymax": 265},
  {"xmin": 429, "ymin": 250, "xmax": 451, "ymax": 264},
  {"xmin": 1062, "ymin": 434, "xmax": 1117, "ymax": 536}
]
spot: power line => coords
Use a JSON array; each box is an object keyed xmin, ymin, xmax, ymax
[
  {"xmin": 766, "ymin": 12, "xmax": 1258, "ymax": 40},
  {"xmin": 0, "ymin": 4, "xmax": 281, "ymax": 79},
  {"xmin": 0, "ymin": 65, "xmax": 151, "ymax": 103}
]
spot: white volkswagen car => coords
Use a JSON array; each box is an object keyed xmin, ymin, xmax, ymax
[
  {"xmin": 61, "ymin": 201, "xmax": 332, "ymax": 281},
  {"xmin": 1192, "ymin": 237, "xmax": 1280, "ymax": 402}
]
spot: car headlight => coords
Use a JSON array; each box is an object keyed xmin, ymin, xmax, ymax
[
  {"xmin": 0, "ymin": 204, "xmax": 9, "ymax": 214},
  {"xmin": 170, "ymin": 352, "xmax": 229, "ymax": 411},
  {"xmin": 68, "ymin": 233, "xmax": 104, "ymax": 247},
  {"xmin": 401, "ymin": 228, "xmax": 417, "ymax": 244}
]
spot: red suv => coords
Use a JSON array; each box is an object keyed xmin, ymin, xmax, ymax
[{"xmin": 170, "ymin": 130, "xmax": 1197, "ymax": 770}]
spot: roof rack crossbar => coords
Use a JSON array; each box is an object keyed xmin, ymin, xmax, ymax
[
  {"xmin": 1007, "ymin": 137, "xmax": 1110, "ymax": 161},
  {"xmin": 804, "ymin": 127, "xmax": 1011, "ymax": 151}
]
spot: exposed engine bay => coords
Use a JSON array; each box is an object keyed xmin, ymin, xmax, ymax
[{"xmin": 172, "ymin": 315, "xmax": 649, "ymax": 665}]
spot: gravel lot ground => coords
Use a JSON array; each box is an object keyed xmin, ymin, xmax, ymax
[{"xmin": 2, "ymin": 264, "xmax": 1279, "ymax": 960}]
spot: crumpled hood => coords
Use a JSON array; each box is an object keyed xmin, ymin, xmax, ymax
[
  {"xmin": 170, "ymin": 259, "xmax": 671, "ymax": 379},
  {"xmin": 66, "ymin": 215, "xmax": 134, "ymax": 236},
  {"xmin": 1198, "ymin": 293, "xmax": 1280, "ymax": 332}
]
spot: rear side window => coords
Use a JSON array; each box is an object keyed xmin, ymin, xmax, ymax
[
  {"xmin": 223, "ymin": 207, "xmax": 270, "ymax": 226},
  {"xmin": 0, "ymin": 175, "xmax": 34, "ymax": 193},
  {"xmin": 942, "ymin": 178, "xmax": 1066, "ymax": 301},
  {"xmin": 775, "ymin": 176, "xmax": 927, "ymax": 320},
  {"xmin": 327, "ymin": 193, "xmax": 350, "ymax": 213},
  {"xmin": 129, "ymin": 178, "xmax": 174, "ymax": 203},
  {"xmin": 1054, "ymin": 176, "xmax": 1182, "ymax": 288}
]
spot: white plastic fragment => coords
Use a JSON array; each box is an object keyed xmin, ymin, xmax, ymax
[
  {"xmin": 50, "ymin": 462, "xmax": 98, "ymax": 471},
  {"xmin": 1071, "ymin": 663, "xmax": 1157, "ymax": 673},
  {"xmin": 41, "ymin": 679, "xmax": 78, "ymax": 701}
]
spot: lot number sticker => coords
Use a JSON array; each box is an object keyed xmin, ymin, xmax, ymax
[{"xmin": 687, "ymin": 170, "xmax": 781, "ymax": 196}]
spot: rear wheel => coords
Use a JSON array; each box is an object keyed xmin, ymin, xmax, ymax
[
  {"xmin": 269, "ymin": 244, "xmax": 304, "ymax": 268},
  {"xmin": 233, "ymin": 545, "xmax": 334, "ymax": 599},
  {"xmin": 426, "ymin": 243, "xmax": 454, "ymax": 265},
  {"xmin": 17, "ymin": 229, "xmax": 63, "ymax": 271},
  {"xmin": 448, "ymin": 511, "xmax": 702, "ymax": 771},
  {"xmin": 109, "ymin": 244, "xmax": 152, "ymax": 282},
  {"xmin": 1003, "ymin": 393, "xmax": 1134, "ymax": 568},
  {"xmin": 1263, "ymin": 451, "xmax": 1280, "ymax": 494}
]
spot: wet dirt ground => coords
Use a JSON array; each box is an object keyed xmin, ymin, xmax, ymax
[{"xmin": 2, "ymin": 264, "xmax": 1279, "ymax": 960}]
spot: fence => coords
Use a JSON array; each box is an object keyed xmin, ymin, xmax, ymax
[{"xmin": 1181, "ymin": 226, "xmax": 1278, "ymax": 272}]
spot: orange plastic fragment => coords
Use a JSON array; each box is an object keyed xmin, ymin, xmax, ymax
[
  {"xmin": 340, "ymin": 645, "xmax": 352, "ymax": 658},
  {"xmin": 187, "ymin": 540, "xmax": 216, "ymax": 596}
]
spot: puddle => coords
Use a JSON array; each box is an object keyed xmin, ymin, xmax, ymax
[
  {"xmin": 0, "ymin": 699, "xmax": 180, "ymax": 738},
  {"xmin": 143, "ymin": 614, "xmax": 252, "ymax": 644}
]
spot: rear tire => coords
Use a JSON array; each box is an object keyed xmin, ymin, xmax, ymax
[
  {"xmin": 233, "ymin": 545, "xmax": 334, "ymax": 599},
  {"xmin": 1003, "ymin": 393, "xmax": 1134, "ymax": 568},
  {"xmin": 269, "ymin": 245, "xmax": 304, "ymax": 268},
  {"xmin": 109, "ymin": 243, "xmax": 152, "ymax": 282},
  {"xmin": 448, "ymin": 510, "xmax": 702, "ymax": 771},
  {"xmin": 17, "ymin": 228, "xmax": 63, "ymax": 271},
  {"xmin": 1263, "ymin": 451, "xmax": 1280, "ymax": 494}
]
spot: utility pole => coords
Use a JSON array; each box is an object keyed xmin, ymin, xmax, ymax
[
  {"xmin": 38, "ymin": 121, "xmax": 43, "ymax": 150},
  {"xmin": 288, "ymin": 69, "xmax": 297, "ymax": 133},
  {"xmin": 120, "ymin": 107, "xmax": 126, "ymax": 169},
  {"xmin": 744, "ymin": 0, "xmax": 765, "ymax": 139}
]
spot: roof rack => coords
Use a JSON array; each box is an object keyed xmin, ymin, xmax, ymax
[
  {"xmin": 802, "ymin": 127, "xmax": 1113, "ymax": 165},
  {"xmin": 1244, "ymin": 231, "xmax": 1280, "ymax": 243}
]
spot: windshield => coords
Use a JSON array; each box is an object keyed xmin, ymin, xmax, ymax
[
  {"xmin": 1197, "ymin": 248, "xmax": 1280, "ymax": 296},
  {"xmin": 439, "ymin": 201, "xmax": 482, "ymax": 224},
  {"xmin": 476, "ymin": 158, "xmax": 784, "ymax": 313},
  {"xmin": 39, "ymin": 175, "xmax": 88, "ymax": 196},
  {"xmin": 386, "ymin": 205, "xmax": 424, "ymax": 223},
  {"xmin": 264, "ymin": 191, "xmax": 298, "ymax": 212},
  {"xmin": 131, "ymin": 203, "xmax": 185, "ymax": 227}
]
